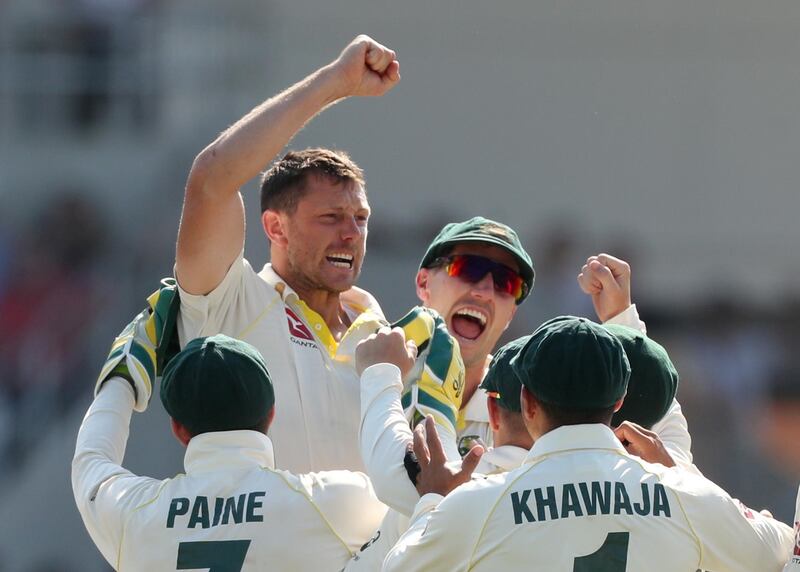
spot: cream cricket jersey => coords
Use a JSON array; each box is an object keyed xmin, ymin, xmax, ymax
[
  {"xmin": 785, "ymin": 486, "xmax": 800, "ymax": 571},
  {"xmin": 384, "ymin": 424, "xmax": 793, "ymax": 572},
  {"xmin": 177, "ymin": 253, "xmax": 385, "ymax": 473},
  {"xmin": 72, "ymin": 379, "xmax": 387, "ymax": 571},
  {"xmin": 348, "ymin": 364, "xmax": 527, "ymax": 572}
]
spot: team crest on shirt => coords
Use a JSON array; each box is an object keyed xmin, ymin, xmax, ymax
[{"xmin": 286, "ymin": 308, "xmax": 315, "ymax": 345}]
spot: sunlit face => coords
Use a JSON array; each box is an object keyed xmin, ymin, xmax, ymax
[
  {"xmin": 280, "ymin": 176, "xmax": 370, "ymax": 294},
  {"xmin": 416, "ymin": 242, "xmax": 519, "ymax": 368}
]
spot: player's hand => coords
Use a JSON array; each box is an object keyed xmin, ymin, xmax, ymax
[
  {"xmin": 356, "ymin": 326, "xmax": 417, "ymax": 378},
  {"xmin": 577, "ymin": 253, "xmax": 632, "ymax": 322},
  {"xmin": 614, "ymin": 421, "xmax": 676, "ymax": 468},
  {"xmin": 412, "ymin": 416, "xmax": 483, "ymax": 497},
  {"xmin": 328, "ymin": 35, "xmax": 400, "ymax": 99}
]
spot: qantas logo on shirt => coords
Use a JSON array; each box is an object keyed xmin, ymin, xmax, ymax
[
  {"xmin": 794, "ymin": 521, "xmax": 800, "ymax": 556},
  {"xmin": 285, "ymin": 308, "xmax": 315, "ymax": 342}
]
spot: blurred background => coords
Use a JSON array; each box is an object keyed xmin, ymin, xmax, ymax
[{"xmin": 1, "ymin": 0, "xmax": 800, "ymax": 569}]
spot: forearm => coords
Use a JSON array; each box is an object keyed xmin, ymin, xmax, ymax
[
  {"xmin": 72, "ymin": 378, "xmax": 136, "ymax": 566},
  {"xmin": 188, "ymin": 64, "xmax": 346, "ymax": 195},
  {"xmin": 360, "ymin": 364, "xmax": 421, "ymax": 516},
  {"xmin": 176, "ymin": 65, "xmax": 346, "ymax": 294}
]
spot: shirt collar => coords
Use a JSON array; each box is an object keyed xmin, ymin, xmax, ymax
[
  {"xmin": 184, "ymin": 430, "xmax": 275, "ymax": 474},
  {"xmin": 524, "ymin": 424, "xmax": 626, "ymax": 465},
  {"xmin": 480, "ymin": 445, "xmax": 528, "ymax": 473},
  {"xmin": 259, "ymin": 263, "xmax": 384, "ymax": 319}
]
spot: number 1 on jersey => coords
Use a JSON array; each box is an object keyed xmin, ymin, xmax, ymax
[
  {"xmin": 573, "ymin": 532, "xmax": 629, "ymax": 572},
  {"xmin": 177, "ymin": 540, "xmax": 251, "ymax": 572}
]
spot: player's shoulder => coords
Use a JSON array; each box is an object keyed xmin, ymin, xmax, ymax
[{"xmin": 342, "ymin": 285, "xmax": 384, "ymax": 318}]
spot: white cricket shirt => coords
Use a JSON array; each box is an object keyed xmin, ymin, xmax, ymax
[
  {"xmin": 177, "ymin": 253, "xmax": 385, "ymax": 473},
  {"xmin": 384, "ymin": 423, "xmax": 793, "ymax": 572},
  {"xmin": 72, "ymin": 379, "xmax": 387, "ymax": 571}
]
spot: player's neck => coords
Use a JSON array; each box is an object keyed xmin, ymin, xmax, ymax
[
  {"xmin": 271, "ymin": 263, "xmax": 351, "ymax": 338},
  {"xmin": 297, "ymin": 287, "xmax": 351, "ymax": 338},
  {"xmin": 460, "ymin": 362, "xmax": 485, "ymax": 411}
]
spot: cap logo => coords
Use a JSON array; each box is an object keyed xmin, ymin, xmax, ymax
[{"xmin": 479, "ymin": 222, "xmax": 513, "ymax": 243}]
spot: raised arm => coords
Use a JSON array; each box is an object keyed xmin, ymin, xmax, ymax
[{"xmin": 176, "ymin": 35, "xmax": 400, "ymax": 295}]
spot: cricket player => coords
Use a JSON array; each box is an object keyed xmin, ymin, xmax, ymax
[
  {"xmin": 383, "ymin": 316, "xmax": 794, "ymax": 571},
  {"xmin": 348, "ymin": 318, "xmax": 680, "ymax": 569},
  {"xmin": 174, "ymin": 35, "xmax": 400, "ymax": 473},
  {"xmin": 398, "ymin": 217, "xmax": 535, "ymax": 460},
  {"xmin": 72, "ymin": 308, "xmax": 389, "ymax": 570}
]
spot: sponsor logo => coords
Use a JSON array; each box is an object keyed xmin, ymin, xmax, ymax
[
  {"xmin": 286, "ymin": 308, "xmax": 314, "ymax": 341},
  {"xmin": 794, "ymin": 521, "xmax": 800, "ymax": 556}
]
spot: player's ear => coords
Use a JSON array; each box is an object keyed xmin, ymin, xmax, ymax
[
  {"xmin": 520, "ymin": 386, "xmax": 537, "ymax": 422},
  {"xmin": 170, "ymin": 418, "xmax": 193, "ymax": 447},
  {"xmin": 415, "ymin": 269, "xmax": 430, "ymax": 303},
  {"xmin": 486, "ymin": 396, "xmax": 501, "ymax": 432},
  {"xmin": 265, "ymin": 406, "xmax": 276, "ymax": 432},
  {"xmin": 262, "ymin": 210, "xmax": 288, "ymax": 247},
  {"xmin": 612, "ymin": 394, "xmax": 625, "ymax": 413}
]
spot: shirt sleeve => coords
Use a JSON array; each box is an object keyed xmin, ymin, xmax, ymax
[
  {"xmin": 604, "ymin": 304, "xmax": 647, "ymax": 334},
  {"xmin": 175, "ymin": 249, "xmax": 248, "ymax": 344},
  {"xmin": 672, "ymin": 471, "xmax": 794, "ymax": 572},
  {"xmin": 359, "ymin": 363, "xmax": 421, "ymax": 516},
  {"xmin": 71, "ymin": 378, "xmax": 164, "ymax": 568},
  {"xmin": 304, "ymin": 470, "xmax": 388, "ymax": 554},
  {"xmin": 383, "ymin": 491, "xmax": 476, "ymax": 572},
  {"xmin": 650, "ymin": 398, "xmax": 700, "ymax": 474}
]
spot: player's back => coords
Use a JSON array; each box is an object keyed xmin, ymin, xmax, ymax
[
  {"xmin": 389, "ymin": 425, "xmax": 791, "ymax": 572},
  {"xmin": 118, "ymin": 458, "xmax": 385, "ymax": 571}
]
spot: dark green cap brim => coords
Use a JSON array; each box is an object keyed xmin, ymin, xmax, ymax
[{"xmin": 480, "ymin": 335, "xmax": 530, "ymax": 412}]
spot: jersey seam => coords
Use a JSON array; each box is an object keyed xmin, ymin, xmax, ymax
[
  {"xmin": 266, "ymin": 467, "xmax": 356, "ymax": 556},
  {"xmin": 116, "ymin": 475, "xmax": 183, "ymax": 570}
]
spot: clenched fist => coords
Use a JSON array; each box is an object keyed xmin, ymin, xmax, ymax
[{"xmin": 327, "ymin": 35, "xmax": 401, "ymax": 100}]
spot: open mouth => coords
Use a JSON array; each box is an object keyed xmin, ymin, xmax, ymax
[
  {"xmin": 326, "ymin": 252, "xmax": 354, "ymax": 269},
  {"xmin": 450, "ymin": 308, "xmax": 488, "ymax": 341}
]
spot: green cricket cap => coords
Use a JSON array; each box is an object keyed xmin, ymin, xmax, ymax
[
  {"xmin": 419, "ymin": 216, "xmax": 535, "ymax": 304},
  {"xmin": 479, "ymin": 335, "xmax": 530, "ymax": 412},
  {"xmin": 160, "ymin": 334, "xmax": 275, "ymax": 435},
  {"xmin": 511, "ymin": 316, "xmax": 630, "ymax": 409},
  {"xmin": 604, "ymin": 324, "xmax": 679, "ymax": 429}
]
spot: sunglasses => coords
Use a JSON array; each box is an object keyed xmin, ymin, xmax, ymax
[{"xmin": 431, "ymin": 254, "xmax": 528, "ymax": 302}]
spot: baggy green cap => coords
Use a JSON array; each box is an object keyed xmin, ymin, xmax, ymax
[
  {"xmin": 160, "ymin": 334, "xmax": 275, "ymax": 435},
  {"xmin": 603, "ymin": 324, "xmax": 679, "ymax": 429},
  {"xmin": 511, "ymin": 316, "xmax": 630, "ymax": 409},
  {"xmin": 479, "ymin": 335, "xmax": 530, "ymax": 412},
  {"xmin": 419, "ymin": 216, "xmax": 535, "ymax": 304}
]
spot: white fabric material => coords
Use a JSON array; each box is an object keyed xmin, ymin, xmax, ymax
[
  {"xmin": 176, "ymin": 253, "xmax": 385, "ymax": 473},
  {"xmin": 385, "ymin": 424, "xmax": 793, "ymax": 572},
  {"xmin": 785, "ymin": 486, "xmax": 800, "ymax": 571},
  {"xmin": 354, "ymin": 364, "xmax": 528, "ymax": 572},
  {"xmin": 476, "ymin": 444, "xmax": 528, "ymax": 475},
  {"xmin": 72, "ymin": 378, "xmax": 387, "ymax": 571}
]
